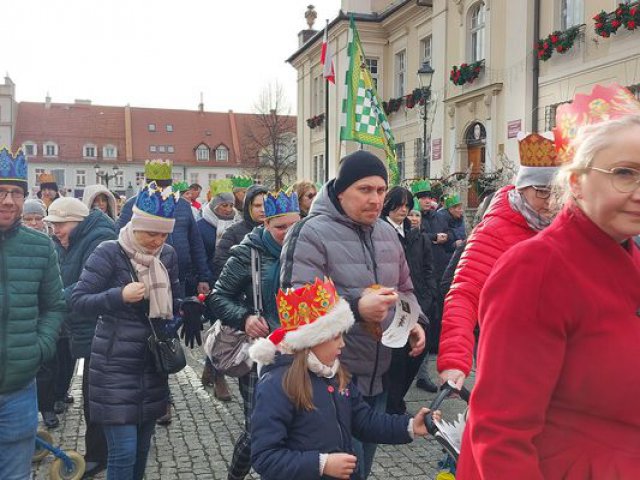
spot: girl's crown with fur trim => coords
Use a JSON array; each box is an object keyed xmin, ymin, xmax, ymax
[
  {"xmin": 264, "ymin": 190, "xmax": 300, "ymax": 218},
  {"xmin": 277, "ymin": 278, "xmax": 340, "ymax": 330},
  {"xmin": 135, "ymin": 181, "xmax": 180, "ymax": 219}
]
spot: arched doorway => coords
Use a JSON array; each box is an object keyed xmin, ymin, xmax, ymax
[{"xmin": 465, "ymin": 122, "xmax": 486, "ymax": 207}]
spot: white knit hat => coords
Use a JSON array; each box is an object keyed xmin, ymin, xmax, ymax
[{"xmin": 44, "ymin": 197, "xmax": 90, "ymax": 223}]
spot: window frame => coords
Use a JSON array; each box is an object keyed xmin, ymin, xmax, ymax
[
  {"xmin": 469, "ymin": 2, "xmax": 486, "ymax": 63},
  {"xmin": 365, "ymin": 58, "xmax": 379, "ymax": 91},
  {"xmin": 103, "ymin": 145, "xmax": 117, "ymax": 159},
  {"xmin": 394, "ymin": 50, "xmax": 407, "ymax": 98},
  {"xmin": 215, "ymin": 146, "xmax": 229, "ymax": 162},
  {"xmin": 75, "ymin": 169, "xmax": 86, "ymax": 187},
  {"xmin": 148, "ymin": 123, "xmax": 156, "ymax": 132},
  {"xmin": 44, "ymin": 142, "xmax": 58, "ymax": 157},
  {"xmin": 166, "ymin": 124, "xmax": 174, "ymax": 132},
  {"xmin": 196, "ymin": 145, "xmax": 210, "ymax": 162},
  {"xmin": 560, "ymin": 0, "xmax": 584, "ymax": 30},
  {"xmin": 22, "ymin": 142, "xmax": 37, "ymax": 156},
  {"xmin": 420, "ymin": 35, "xmax": 433, "ymax": 66},
  {"xmin": 83, "ymin": 144, "xmax": 97, "ymax": 159}
]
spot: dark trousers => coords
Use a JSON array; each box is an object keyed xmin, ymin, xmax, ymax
[
  {"xmin": 385, "ymin": 324, "xmax": 429, "ymax": 415},
  {"xmin": 228, "ymin": 368, "xmax": 258, "ymax": 480},
  {"xmin": 82, "ymin": 359, "xmax": 108, "ymax": 464},
  {"xmin": 54, "ymin": 338, "xmax": 75, "ymax": 401},
  {"xmin": 36, "ymin": 338, "xmax": 75, "ymax": 412}
]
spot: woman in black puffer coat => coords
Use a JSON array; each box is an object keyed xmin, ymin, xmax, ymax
[
  {"xmin": 71, "ymin": 183, "xmax": 182, "ymax": 480},
  {"xmin": 381, "ymin": 187, "xmax": 438, "ymax": 413}
]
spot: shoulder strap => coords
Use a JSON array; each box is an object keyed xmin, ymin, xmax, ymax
[{"xmin": 250, "ymin": 247, "xmax": 263, "ymax": 315}]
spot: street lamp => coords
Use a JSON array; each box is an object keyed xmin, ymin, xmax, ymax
[
  {"xmin": 417, "ymin": 61, "xmax": 435, "ymax": 178},
  {"xmin": 94, "ymin": 163, "xmax": 120, "ymax": 189}
]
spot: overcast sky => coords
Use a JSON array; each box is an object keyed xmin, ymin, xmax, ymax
[{"xmin": 4, "ymin": 0, "xmax": 342, "ymax": 114}]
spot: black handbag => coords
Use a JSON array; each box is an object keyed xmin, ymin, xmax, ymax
[{"xmin": 119, "ymin": 245, "xmax": 186, "ymax": 375}]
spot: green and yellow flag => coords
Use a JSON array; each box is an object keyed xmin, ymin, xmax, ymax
[{"xmin": 340, "ymin": 16, "xmax": 399, "ymax": 184}]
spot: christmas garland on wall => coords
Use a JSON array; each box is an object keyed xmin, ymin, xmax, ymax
[
  {"xmin": 536, "ymin": 25, "xmax": 581, "ymax": 61},
  {"xmin": 449, "ymin": 61, "xmax": 484, "ymax": 86},
  {"xmin": 594, "ymin": 2, "xmax": 639, "ymax": 37},
  {"xmin": 306, "ymin": 113, "xmax": 325, "ymax": 129},
  {"xmin": 382, "ymin": 88, "xmax": 429, "ymax": 116}
]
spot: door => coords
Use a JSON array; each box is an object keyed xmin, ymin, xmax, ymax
[{"xmin": 467, "ymin": 146, "xmax": 484, "ymax": 207}]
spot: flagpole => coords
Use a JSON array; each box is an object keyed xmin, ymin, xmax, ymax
[{"xmin": 324, "ymin": 78, "xmax": 329, "ymax": 182}]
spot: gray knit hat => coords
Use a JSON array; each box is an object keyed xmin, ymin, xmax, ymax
[
  {"xmin": 210, "ymin": 192, "xmax": 235, "ymax": 211},
  {"xmin": 22, "ymin": 199, "xmax": 47, "ymax": 217}
]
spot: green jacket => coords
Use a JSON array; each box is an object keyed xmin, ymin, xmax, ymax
[{"xmin": 0, "ymin": 222, "xmax": 66, "ymax": 394}]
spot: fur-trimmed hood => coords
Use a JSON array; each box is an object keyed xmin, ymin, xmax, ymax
[{"xmin": 82, "ymin": 184, "xmax": 117, "ymax": 220}]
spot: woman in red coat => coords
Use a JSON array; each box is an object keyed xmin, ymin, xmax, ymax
[{"xmin": 457, "ymin": 114, "xmax": 640, "ymax": 479}]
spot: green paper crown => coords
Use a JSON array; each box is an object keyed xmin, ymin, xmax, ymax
[
  {"xmin": 230, "ymin": 175, "xmax": 253, "ymax": 189},
  {"xmin": 144, "ymin": 159, "xmax": 173, "ymax": 181},
  {"xmin": 209, "ymin": 179, "xmax": 233, "ymax": 197},
  {"xmin": 445, "ymin": 194, "xmax": 462, "ymax": 209},
  {"xmin": 173, "ymin": 181, "xmax": 189, "ymax": 193},
  {"xmin": 410, "ymin": 179, "xmax": 431, "ymax": 194},
  {"xmin": 412, "ymin": 198, "xmax": 421, "ymax": 212}
]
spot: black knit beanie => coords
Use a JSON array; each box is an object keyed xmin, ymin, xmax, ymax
[{"xmin": 334, "ymin": 151, "xmax": 388, "ymax": 195}]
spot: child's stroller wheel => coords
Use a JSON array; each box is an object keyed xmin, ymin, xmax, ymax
[
  {"xmin": 50, "ymin": 450, "xmax": 85, "ymax": 480},
  {"xmin": 32, "ymin": 430, "xmax": 54, "ymax": 462}
]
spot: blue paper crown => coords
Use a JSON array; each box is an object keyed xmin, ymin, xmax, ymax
[
  {"xmin": 0, "ymin": 147, "xmax": 28, "ymax": 184},
  {"xmin": 264, "ymin": 191, "xmax": 300, "ymax": 219},
  {"xmin": 134, "ymin": 181, "xmax": 180, "ymax": 219}
]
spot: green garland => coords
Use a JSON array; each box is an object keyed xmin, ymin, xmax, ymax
[
  {"xmin": 449, "ymin": 61, "xmax": 484, "ymax": 86},
  {"xmin": 594, "ymin": 2, "xmax": 639, "ymax": 37},
  {"xmin": 306, "ymin": 113, "xmax": 325, "ymax": 129},
  {"xmin": 536, "ymin": 25, "xmax": 581, "ymax": 61}
]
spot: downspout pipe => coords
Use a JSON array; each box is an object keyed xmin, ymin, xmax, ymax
[{"xmin": 532, "ymin": 0, "xmax": 540, "ymax": 132}]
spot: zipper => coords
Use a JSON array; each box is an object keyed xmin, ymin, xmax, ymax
[
  {"xmin": 328, "ymin": 381, "xmax": 345, "ymax": 450},
  {"xmin": 369, "ymin": 342, "xmax": 380, "ymax": 395},
  {"xmin": 0, "ymin": 235, "xmax": 7, "ymax": 386}
]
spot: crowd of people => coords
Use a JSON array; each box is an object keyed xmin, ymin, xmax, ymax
[{"xmin": 1, "ymin": 83, "xmax": 640, "ymax": 479}]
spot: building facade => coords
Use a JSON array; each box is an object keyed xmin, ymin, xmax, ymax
[
  {"xmin": 289, "ymin": 0, "xmax": 640, "ymax": 207},
  {"xmin": 0, "ymin": 76, "xmax": 17, "ymax": 148}
]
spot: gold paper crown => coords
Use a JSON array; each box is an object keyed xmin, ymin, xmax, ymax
[
  {"xmin": 518, "ymin": 133, "xmax": 560, "ymax": 167},
  {"xmin": 554, "ymin": 83, "xmax": 640, "ymax": 163},
  {"xmin": 38, "ymin": 173, "xmax": 56, "ymax": 184},
  {"xmin": 144, "ymin": 159, "xmax": 173, "ymax": 181},
  {"xmin": 209, "ymin": 179, "xmax": 233, "ymax": 197},
  {"xmin": 277, "ymin": 278, "xmax": 340, "ymax": 332}
]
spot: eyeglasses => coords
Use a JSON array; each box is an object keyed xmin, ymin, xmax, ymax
[
  {"xmin": 0, "ymin": 190, "xmax": 26, "ymax": 201},
  {"xmin": 530, "ymin": 186, "xmax": 552, "ymax": 199},
  {"xmin": 589, "ymin": 166, "xmax": 640, "ymax": 193}
]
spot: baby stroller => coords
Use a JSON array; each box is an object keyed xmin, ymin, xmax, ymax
[
  {"xmin": 32, "ymin": 429, "xmax": 85, "ymax": 480},
  {"xmin": 425, "ymin": 381, "xmax": 471, "ymax": 479}
]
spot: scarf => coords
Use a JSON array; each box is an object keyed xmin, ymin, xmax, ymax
[
  {"xmin": 307, "ymin": 351, "xmax": 340, "ymax": 378},
  {"xmin": 508, "ymin": 188, "xmax": 553, "ymax": 232},
  {"xmin": 118, "ymin": 223, "xmax": 173, "ymax": 320},
  {"xmin": 261, "ymin": 229, "xmax": 283, "ymax": 330},
  {"xmin": 202, "ymin": 203, "xmax": 237, "ymax": 245}
]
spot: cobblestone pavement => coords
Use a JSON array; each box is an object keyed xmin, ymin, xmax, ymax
[{"xmin": 33, "ymin": 348, "xmax": 472, "ymax": 479}]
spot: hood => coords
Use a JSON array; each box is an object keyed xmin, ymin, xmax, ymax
[
  {"xmin": 260, "ymin": 353, "xmax": 294, "ymax": 377},
  {"xmin": 242, "ymin": 184, "xmax": 269, "ymax": 226},
  {"xmin": 68, "ymin": 209, "xmax": 116, "ymax": 248},
  {"xmin": 310, "ymin": 179, "xmax": 375, "ymax": 231},
  {"xmin": 236, "ymin": 225, "xmax": 267, "ymax": 252},
  {"xmin": 82, "ymin": 184, "xmax": 117, "ymax": 219}
]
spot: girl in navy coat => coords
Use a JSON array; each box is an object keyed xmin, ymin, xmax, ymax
[{"xmin": 249, "ymin": 279, "xmax": 439, "ymax": 480}]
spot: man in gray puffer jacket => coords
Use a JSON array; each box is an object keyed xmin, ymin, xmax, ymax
[{"xmin": 280, "ymin": 151, "xmax": 426, "ymax": 479}]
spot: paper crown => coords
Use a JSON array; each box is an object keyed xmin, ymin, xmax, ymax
[
  {"xmin": 172, "ymin": 181, "xmax": 189, "ymax": 193},
  {"xmin": 209, "ymin": 178, "xmax": 233, "ymax": 197},
  {"xmin": 0, "ymin": 147, "xmax": 28, "ymax": 184},
  {"xmin": 144, "ymin": 159, "xmax": 173, "ymax": 181},
  {"xmin": 264, "ymin": 190, "xmax": 300, "ymax": 218},
  {"xmin": 444, "ymin": 194, "xmax": 462, "ymax": 209},
  {"xmin": 518, "ymin": 132, "xmax": 560, "ymax": 167},
  {"xmin": 554, "ymin": 83, "xmax": 640, "ymax": 163},
  {"xmin": 134, "ymin": 181, "xmax": 180, "ymax": 219},
  {"xmin": 248, "ymin": 278, "xmax": 355, "ymax": 365},
  {"xmin": 230, "ymin": 175, "xmax": 253, "ymax": 189},
  {"xmin": 410, "ymin": 179, "xmax": 431, "ymax": 194},
  {"xmin": 38, "ymin": 173, "xmax": 57, "ymax": 185}
]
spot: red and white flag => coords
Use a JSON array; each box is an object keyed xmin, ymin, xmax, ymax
[{"xmin": 321, "ymin": 23, "xmax": 335, "ymax": 84}]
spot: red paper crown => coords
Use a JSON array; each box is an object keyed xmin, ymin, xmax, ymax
[
  {"xmin": 518, "ymin": 133, "xmax": 560, "ymax": 167},
  {"xmin": 554, "ymin": 83, "xmax": 640, "ymax": 163},
  {"xmin": 277, "ymin": 278, "xmax": 340, "ymax": 331}
]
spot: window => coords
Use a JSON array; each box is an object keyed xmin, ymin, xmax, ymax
[
  {"xmin": 23, "ymin": 142, "xmax": 36, "ymax": 156},
  {"xmin": 166, "ymin": 124, "xmax": 173, "ymax": 132},
  {"xmin": 148, "ymin": 123, "xmax": 156, "ymax": 132},
  {"xmin": 190, "ymin": 173, "xmax": 199, "ymax": 185},
  {"xmin": 172, "ymin": 172, "xmax": 183, "ymax": 182},
  {"xmin": 167, "ymin": 145, "xmax": 175, "ymax": 153},
  {"xmin": 51, "ymin": 169, "xmax": 65, "ymax": 188},
  {"xmin": 158, "ymin": 145, "xmax": 166, "ymax": 153},
  {"xmin": 420, "ymin": 36, "xmax": 433, "ymax": 66},
  {"xmin": 365, "ymin": 58, "xmax": 379, "ymax": 90},
  {"xmin": 395, "ymin": 50, "xmax": 406, "ymax": 97},
  {"xmin": 469, "ymin": 3, "xmax": 486, "ymax": 62},
  {"xmin": 135, "ymin": 171, "xmax": 145, "ymax": 186},
  {"xmin": 149, "ymin": 145, "xmax": 157, "ymax": 153},
  {"xmin": 208, "ymin": 173, "xmax": 217, "ymax": 182},
  {"xmin": 44, "ymin": 142, "xmax": 58, "ymax": 157},
  {"xmin": 312, "ymin": 155, "xmax": 318, "ymax": 183},
  {"xmin": 103, "ymin": 145, "xmax": 117, "ymax": 158},
  {"xmin": 76, "ymin": 169, "xmax": 86, "ymax": 187},
  {"xmin": 35, "ymin": 168, "xmax": 45, "ymax": 185},
  {"xmin": 312, "ymin": 76, "xmax": 319, "ymax": 116},
  {"xmin": 216, "ymin": 146, "xmax": 229, "ymax": 161},
  {"xmin": 318, "ymin": 154, "xmax": 325, "ymax": 183},
  {"xmin": 225, "ymin": 174, "xmax": 234, "ymax": 179},
  {"xmin": 561, "ymin": 0, "xmax": 583, "ymax": 30},
  {"xmin": 396, "ymin": 143, "xmax": 406, "ymax": 181},
  {"xmin": 115, "ymin": 171, "xmax": 124, "ymax": 188},
  {"xmin": 196, "ymin": 145, "xmax": 210, "ymax": 161},
  {"xmin": 83, "ymin": 144, "xmax": 97, "ymax": 158}
]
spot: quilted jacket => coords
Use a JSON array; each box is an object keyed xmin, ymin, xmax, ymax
[{"xmin": 437, "ymin": 185, "xmax": 536, "ymax": 375}]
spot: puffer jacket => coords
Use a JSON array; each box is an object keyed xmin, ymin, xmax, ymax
[
  {"xmin": 421, "ymin": 209, "xmax": 456, "ymax": 281},
  {"xmin": 0, "ymin": 222, "xmax": 66, "ymax": 394},
  {"xmin": 281, "ymin": 181, "xmax": 416, "ymax": 397},
  {"xmin": 117, "ymin": 196, "xmax": 210, "ymax": 284},
  {"xmin": 56, "ymin": 209, "xmax": 116, "ymax": 358},
  {"xmin": 71, "ymin": 240, "xmax": 181, "ymax": 424},
  {"xmin": 251, "ymin": 354, "xmax": 413, "ymax": 480},
  {"xmin": 438, "ymin": 185, "xmax": 536, "ymax": 376},
  {"xmin": 209, "ymin": 226, "xmax": 281, "ymax": 331},
  {"xmin": 211, "ymin": 185, "xmax": 268, "ymax": 283}
]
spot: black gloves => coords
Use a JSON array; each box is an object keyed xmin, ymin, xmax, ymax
[{"xmin": 180, "ymin": 296, "xmax": 205, "ymax": 348}]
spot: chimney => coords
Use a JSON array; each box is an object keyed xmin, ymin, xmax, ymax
[
  {"xmin": 74, "ymin": 99, "xmax": 92, "ymax": 105},
  {"xmin": 198, "ymin": 92, "xmax": 204, "ymax": 113},
  {"xmin": 298, "ymin": 5, "xmax": 319, "ymax": 47},
  {"xmin": 45, "ymin": 92, "xmax": 51, "ymax": 109}
]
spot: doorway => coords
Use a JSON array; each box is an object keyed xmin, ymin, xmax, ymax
[{"xmin": 465, "ymin": 122, "xmax": 486, "ymax": 208}]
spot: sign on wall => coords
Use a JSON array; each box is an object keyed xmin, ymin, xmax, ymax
[
  {"xmin": 431, "ymin": 138, "xmax": 442, "ymax": 161},
  {"xmin": 507, "ymin": 120, "xmax": 522, "ymax": 139}
]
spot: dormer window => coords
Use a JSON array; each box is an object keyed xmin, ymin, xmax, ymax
[
  {"xmin": 84, "ymin": 144, "xmax": 97, "ymax": 158},
  {"xmin": 44, "ymin": 142, "xmax": 58, "ymax": 157},
  {"xmin": 103, "ymin": 145, "xmax": 117, "ymax": 159},
  {"xmin": 22, "ymin": 142, "xmax": 37, "ymax": 156},
  {"xmin": 196, "ymin": 145, "xmax": 210, "ymax": 161},
  {"xmin": 148, "ymin": 123, "xmax": 156, "ymax": 132},
  {"xmin": 215, "ymin": 146, "xmax": 229, "ymax": 161}
]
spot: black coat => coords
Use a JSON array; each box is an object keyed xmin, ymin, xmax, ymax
[
  {"xmin": 421, "ymin": 209, "xmax": 456, "ymax": 281},
  {"xmin": 71, "ymin": 240, "xmax": 181, "ymax": 425}
]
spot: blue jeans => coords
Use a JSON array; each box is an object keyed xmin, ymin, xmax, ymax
[
  {"xmin": 0, "ymin": 380, "xmax": 38, "ymax": 480},
  {"xmin": 352, "ymin": 391, "xmax": 388, "ymax": 479},
  {"xmin": 103, "ymin": 421, "xmax": 156, "ymax": 480}
]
